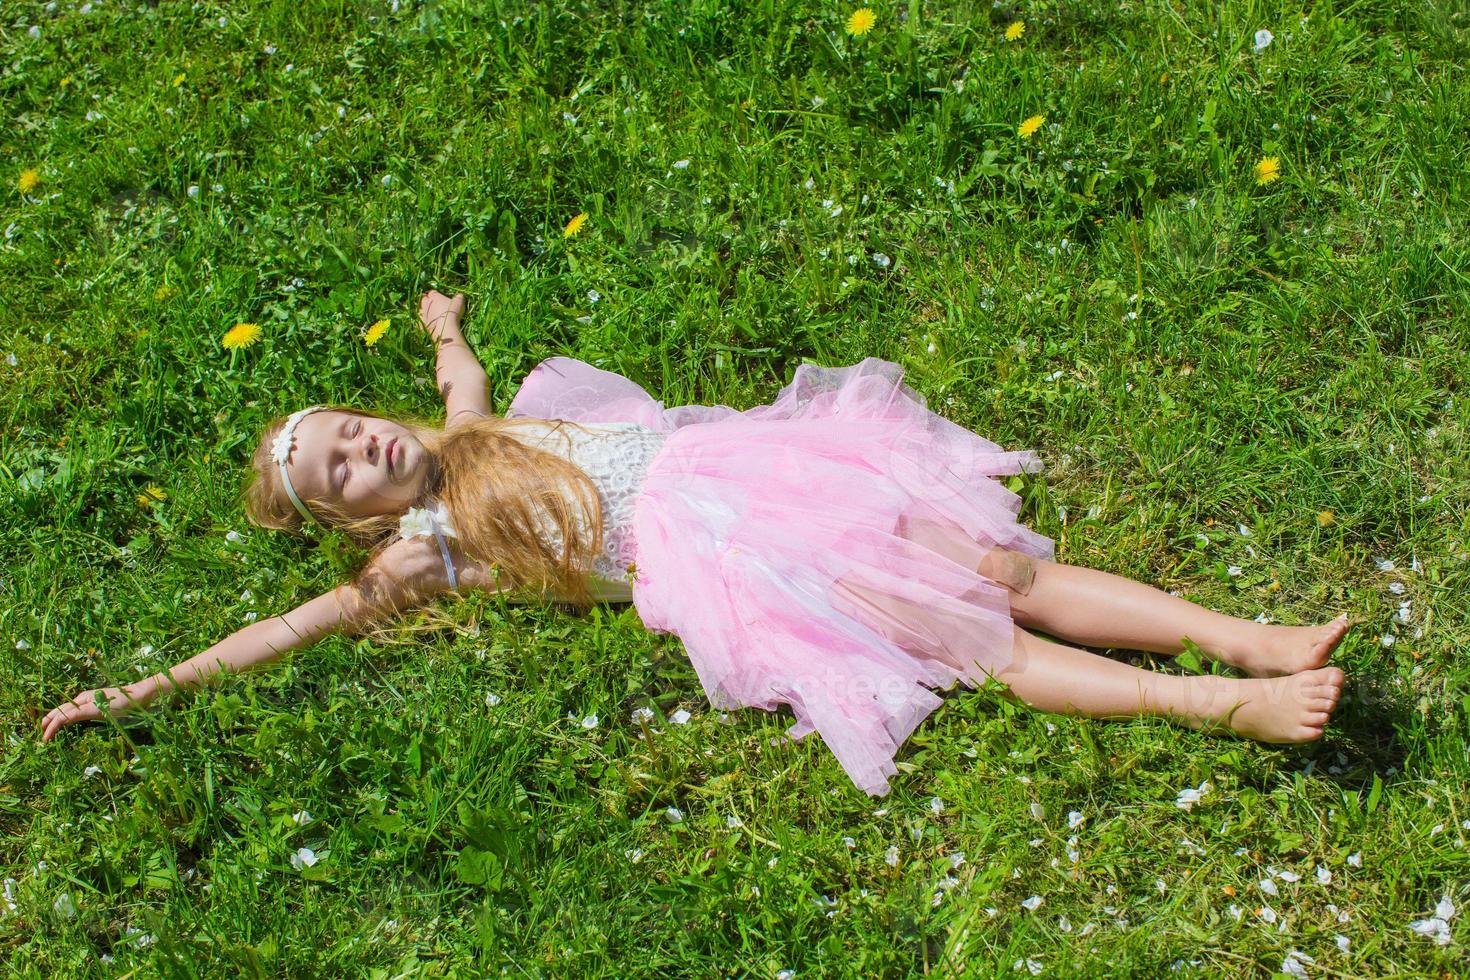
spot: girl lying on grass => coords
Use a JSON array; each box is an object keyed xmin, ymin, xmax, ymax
[{"xmin": 41, "ymin": 290, "xmax": 1352, "ymax": 796}]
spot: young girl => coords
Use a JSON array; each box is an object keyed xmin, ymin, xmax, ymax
[{"xmin": 41, "ymin": 290, "xmax": 1351, "ymax": 797}]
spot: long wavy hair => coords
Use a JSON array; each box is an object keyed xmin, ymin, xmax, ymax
[{"xmin": 243, "ymin": 408, "xmax": 608, "ymax": 612}]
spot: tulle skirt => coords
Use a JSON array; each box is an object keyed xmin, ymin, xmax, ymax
[{"xmin": 507, "ymin": 356, "xmax": 1056, "ymax": 796}]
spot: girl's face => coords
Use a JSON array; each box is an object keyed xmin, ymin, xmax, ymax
[{"xmin": 285, "ymin": 410, "xmax": 431, "ymax": 519}]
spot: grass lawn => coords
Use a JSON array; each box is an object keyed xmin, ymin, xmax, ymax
[{"xmin": 2, "ymin": 0, "xmax": 1468, "ymax": 975}]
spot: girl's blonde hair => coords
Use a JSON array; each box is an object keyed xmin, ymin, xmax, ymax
[{"xmin": 244, "ymin": 408, "xmax": 607, "ymax": 612}]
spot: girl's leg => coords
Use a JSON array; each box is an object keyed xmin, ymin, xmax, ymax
[
  {"xmin": 895, "ymin": 518, "xmax": 1346, "ymax": 678},
  {"xmin": 992, "ymin": 551, "xmax": 1351, "ymax": 678},
  {"xmin": 993, "ymin": 625, "xmax": 1346, "ymax": 742}
]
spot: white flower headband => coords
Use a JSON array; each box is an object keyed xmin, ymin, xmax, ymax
[{"xmin": 271, "ymin": 405, "xmax": 326, "ymax": 524}]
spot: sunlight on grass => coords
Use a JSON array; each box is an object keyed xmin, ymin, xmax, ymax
[{"xmin": 1, "ymin": 0, "xmax": 1466, "ymax": 974}]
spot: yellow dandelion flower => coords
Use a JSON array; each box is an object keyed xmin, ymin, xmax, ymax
[
  {"xmin": 1018, "ymin": 114, "xmax": 1046, "ymax": 139},
  {"xmin": 221, "ymin": 322, "xmax": 262, "ymax": 350},
  {"xmin": 1005, "ymin": 21, "xmax": 1026, "ymax": 41},
  {"xmin": 363, "ymin": 318, "xmax": 390, "ymax": 346},
  {"xmin": 1255, "ymin": 156, "xmax": 1281, "ymax": 186},
  {"xmin": 17, "ymin": 169, "xmax": 39, "ymax": 194},
  {"xmin": 60, "ymin": 76, "xmax": 72, "ymax": 88},
  {"xmin": 136, "ymin": 485, "xmax": 167, "ymax": 507},
  {"xmin": 563, "ymin": 212, "xmax": 589, "ymax": 238},
  {"xmin": 846, "ymin": 7, "xmax": 876, "ymax": 36},
  {"xmin": 1316, "ymin": 510, "xmax": 1335, "ymax": 527},
  {"xmin": 173, "ymin": 72, "xmax": 186, "ymax": 87}
]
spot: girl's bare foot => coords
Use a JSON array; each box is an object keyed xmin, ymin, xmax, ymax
[
  {"xmin": 1227, "ymin": 615, "xmax": 1352, "ymax": 678},
  {"xmin": 1203, "ymin": 666, "xmax": 1346, "ymax": 743}
]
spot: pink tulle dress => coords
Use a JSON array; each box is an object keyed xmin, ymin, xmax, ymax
[{"xmin": 505, "ymin": 355, "xmax": 1056, "ymax": 797}]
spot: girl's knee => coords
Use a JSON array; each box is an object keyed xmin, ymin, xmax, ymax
[{"xmin": 979, "ymin": 547, "xmax": 1037, "ymax": 596}]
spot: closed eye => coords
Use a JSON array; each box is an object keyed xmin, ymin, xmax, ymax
[{"xmin": 336, "ymin": 417, "xmax": 362, "ymax": 493}]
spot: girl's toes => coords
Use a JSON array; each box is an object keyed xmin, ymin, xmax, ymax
[{"xmin": 1304, "ymin": 710, "xmax": 1331, "ymax": 727}]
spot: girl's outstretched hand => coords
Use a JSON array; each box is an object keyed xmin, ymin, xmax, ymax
[
  {"xmin": 40, "ymin": 686, "xmax": 146, "ymax": 742},
  {"xmin": 418, "ymin": 289, "xmax": 465, "ymax": 342}
]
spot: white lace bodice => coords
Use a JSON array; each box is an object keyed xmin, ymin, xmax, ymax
[{"xmin": 505, "ymin": 419, "xmax": 668, "ymax": 582}]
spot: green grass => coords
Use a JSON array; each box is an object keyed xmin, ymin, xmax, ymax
[{"xmin": 2, "ymin": 0, "xmax": 1468, "ymax": 974}]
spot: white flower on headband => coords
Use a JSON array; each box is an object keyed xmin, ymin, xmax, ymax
[
  {"xmin": 271, "ymin": 406, "xmax": 323, "ymax": 466},
  {"xmin": 399, "ymin": 502, "xmax": 458, "ymax": 540}
]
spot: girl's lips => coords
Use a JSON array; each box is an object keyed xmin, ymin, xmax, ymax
[{"xmin": 387, "ymin": 438, "xmax": 399, "ymax": 475}]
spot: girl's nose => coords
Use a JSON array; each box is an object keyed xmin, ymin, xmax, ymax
[{"xmin": 362, "ymin": 432, "xmax": 378, "ymax": 462}]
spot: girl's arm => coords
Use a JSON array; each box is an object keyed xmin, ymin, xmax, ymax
[
  {"xmin": 418, "ymin": 289, "xmax": 491, "ymax": 428},
  {"xmin": 39, "ymin": 537, "xmax": 462, "ymax": 742}
]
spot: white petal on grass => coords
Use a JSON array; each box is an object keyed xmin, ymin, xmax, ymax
[
  {"xmin": 1335, "ymin": 934, "xmax": 1350, "ymax": 952},
  {"xmin": 1253, "ymin": 29, "xmax": 1274, "ymax": 52},
  {"xmin": 1067, "ymin": 810, "xmax": 1084, "ymax": 829},
  {"xmin": 1315, "ymin": 864, "xmax": 1332, "ymax": 884},
  {"xmin": 291, "ymin": 810, "xmax": 312, "ymax": 826},
  {"xmin": 1373, "ymin": 556, "xmax": 1395, "ymax": 571},
  {"xmin": 1435, "ymin": 895, "xmax": 1456, "ymax": 921},
  {"xmin": 625, "ymin": 848, "xmax": 644, "ymax": 863},
  {"xmin": 1409, "ymin": 916, "xmax": 1452, "ymax": 945},
  {"xmin": 1227, "ymin": 565, "xmax": 1242, "ymax": 577},
  {"xmin": 289, "ymin": 847, "xmax": 319, "ymax": 870},
  {"xmin": 1175, "ymin": 780, "xmax": 1211, "ymax": 810},
  {"xmin": 84, "ymin": 765, "xmax": 102, "ymax": 778},
  {"xmin": 580, "ymin": 713, "xmax": 599, "ymax": 729},
  {"xmin": 1029, "ymin": 803, "xmax": 1046, "ymax": 820},
  {"xmin": 1281, "ymin": 950, "xmax": 1313, "ymax": 979},
  {"xmin": 672, "ymin": 159, "xmax": 690, "ymax": 169},
  {"xmin": 1346, "ymin": 851, "xmax": 1361, "ymax": 867},
  {"xmin": 1021, "ymin": 895, "xmax": 1043, "ymax": 911},
  {"xmin": 1276, "ymin": 869, "xmax": 1301, "ymax": 883},
  {"xmin": 930, "ymin": 797, "xmax": 944, "ymax": 815},
  {"xmin": 872, "ymin": 253, "xmax": 891, "ymax": 268},
  {"xmin": 664, "ymin": 806, "xmax": 683, "ymax": 823},
  {"xmin": 1258, "ymin": 878, "xmax": 1279, "ymax": 896},
  {"xmin": 631, "ymin": 706, "xmax": 654, "ymax": 723},
  {"xmin": 670, "ymin": 709, "xmax": 692, "ymax": 725},
  {"xmin": 484, "ymin": 692, "xmax": 501, "ymax": 707},
  {"xmin": 884, "ymin": 846, "xmax": 899, "ymax": 866}
]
